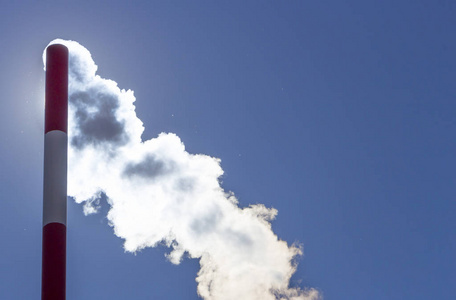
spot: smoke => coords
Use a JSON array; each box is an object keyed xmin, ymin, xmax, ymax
[{"xmin": 43, "ymin": 39, "xmax": 320, "ymax": 300}]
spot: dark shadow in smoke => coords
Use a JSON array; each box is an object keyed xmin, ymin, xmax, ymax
[
  {"xmin": 191, "ymin": 213, "xmax": 219, "ymax": 235},
  {"xmin": 123, "ymin": 155, "xmax": 176, "ymax": 179},
  {"xmin": 190, "ymin": 206, "xmax": 224, "ymax": 236},
  {"xmin": 190, "ymin": 207, "xmax": 253, "ymax": 247},
  {"xmin": 224, "ymin": 228, "xmax": 253, "ymax": 248},
  {"xmin": 175, "ymin": 177, "xmax": 195, "ymax": 192},
  {"xmin": 70, "ymin": 89, "xmax": 129, "ymax": 150}
]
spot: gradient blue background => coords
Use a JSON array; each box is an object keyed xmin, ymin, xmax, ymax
[{"xmin": 0, "ymin": 1, "xmax": 455, "ymax": 299}]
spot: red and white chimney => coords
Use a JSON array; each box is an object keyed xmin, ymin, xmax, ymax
[{"xmin": 42, "ymin": 44, "xmax": 68, "ymax": 300}]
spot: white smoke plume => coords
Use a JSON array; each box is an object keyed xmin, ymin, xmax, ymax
[{"xmin": 43, "ymin": 39, "xmax": 320, "ymax": 300}]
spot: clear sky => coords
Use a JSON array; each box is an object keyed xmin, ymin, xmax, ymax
[{"xmin": 0, "ymin": 1, "xmax": 455, "ymax": 299}]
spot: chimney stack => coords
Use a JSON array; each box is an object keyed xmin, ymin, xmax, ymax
[{"xmin": 42, "ymin": 44, "xmax": 68, "ymax": 300}]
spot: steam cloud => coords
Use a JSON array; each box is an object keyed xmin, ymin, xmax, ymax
[{"xmin": 44, "ymin": 39, "xmax": 320, "ymax": 300}]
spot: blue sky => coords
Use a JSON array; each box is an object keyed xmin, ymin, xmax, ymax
[{"xmin": 0, "ymin": 1, "xmax": 455, "ymax": 299}]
